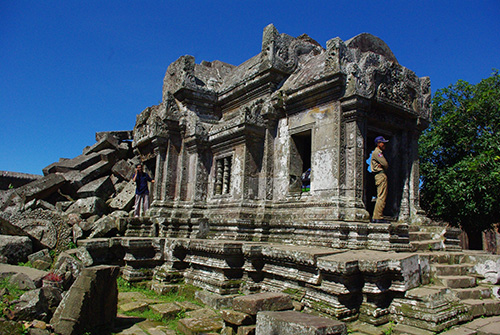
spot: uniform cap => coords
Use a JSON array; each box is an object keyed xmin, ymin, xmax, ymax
[{"xmin": 374, "ymin": 136, "xmax": 389, "ymax": 145}]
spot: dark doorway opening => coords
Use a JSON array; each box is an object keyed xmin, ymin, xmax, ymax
[{"xmin": 289, "ymin": 130, "xmax": 312, "ymax": 193}]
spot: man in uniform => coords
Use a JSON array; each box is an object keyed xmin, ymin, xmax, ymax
[{"xmin": 370, "ymin": 136, "xmax": 389, "ymax": 223}]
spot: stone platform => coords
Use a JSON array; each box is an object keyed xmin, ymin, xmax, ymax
[{"xmin": 78, "ymin": 235, "xmax": 500, "ymax": 332}]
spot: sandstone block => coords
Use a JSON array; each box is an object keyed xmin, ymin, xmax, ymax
[
  {"xmin": 15, "ymin": 174, "xmax": 66, "ymax": 202},
  {"xmin": 175, "ymin": 301, "xmax": 201, "ymax": 311},
  {"xmin": 185, "ymin": 308, "xmax": 218, "ymax": 319},
  {"xmin": 120, "ymin": 301, "xmax": 149, "ymax": 313},
  {"xmin": 66, "ymin": 196, "xmax": 106, "ymax": 218},
  {"xmin": 42, "ymin": 152, "xmax": 101, "ymax": 175},
  {"xmin": 89, "ymin": 215, "xmax": 117, "ymax": 238},
  {"xmin": 255, "ymin": 311, "xmax": 347, "ymax": 335},
  {"xmin": 83, "ymin": 135, "xmax": 119, "ymax": 155},
  {"xmin": 233, "ymin": 292, "xmax": 293, "ymax": 315},
  {"xmin": 95, "ymin": 130, "xmax": 133, "ymax": 142},
  {"xmin": 112, "ymin": 160, "xmax": 135, "ymax": 181},
  {"xmin": 221, "ymin": 309, "xmax": 254, "ymax": 326},
  {"xmin": 195, "ymin": 290, "xmax": 237, "ymax": 310},
  {"xmin": 9, "ymin": 272, "xmax": 36, "ymax": 290},
  {"xmin": 51, "ymin": 265, "xmax": 120, "ymax": 335},
  {"xmin": 76, "ymin": 176, "xmax": 115, "ymax": 199},
  {"xmin": 0, "ymin": 235, "xmax": 32, "ymax": 264},
  {"xmin": 28, "ymin": 249, "xmax": 52, "ymax": 264},
  {"xmin": 237, "ymin": 325, "xmax": 256, "ymax": 335},
  {"xmin": 177, "ymin": 316, "xmax": 224, "ymax": 335},
  {"xmin": 149, "ymin": 303, "xmax": 182, "ymax": 319},
  {"xmin": 109, "ymin": 180, "xmax": 136, "ymax": 211}
]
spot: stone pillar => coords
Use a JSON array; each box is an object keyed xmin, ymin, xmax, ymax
[
  {"xmin": 409, "ymin": 128, "xmax": 429, "ymax": 224},
  {"xmin": 341, "ymin": 97, "xmax": 370, "ymax": 221},
  {"xmin": 162, "ymin": 136, "xmax": 181, "ymax": 201},
  {"xmin": 152, "ymin": 138, "xmax": 167, "ymax": 202}
]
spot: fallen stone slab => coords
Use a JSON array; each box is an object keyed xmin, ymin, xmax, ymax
[
  {"xmin": 0, "ymin": 264, "xmax": 48, "ymax": 286},
  {"xmin": 43, "ymin": 152, "xmax": 102, "ymax": 175},
  {"xmin": 95, "ymin": 130, "xmax": 133, "ymax": 142},
  {"xmin": 177, "ymin": 316, "xmax": 224, "ymax": 335},
  {"xmin": 3, "ymin": 209, "xmax": 72, "ymax": 251},
  {"xmin": 120, "ymin": 301, "xmax": 149, "ymax": 313},
  {"xmin": 28, "ymin": 249, "xmax": 52, "ymax": 264},
  {"xmin": 233, "ymin": 292, "xmax": 293, "ymax": 315},
  {"xmin": 0, "ymin": 171, "xmax": 42, "ymax": 190},
  {"xmin": 83, "ymin": 135, "xmax": 119, "ymax": 155},
  {"xmin": 66, "ymin": 196, "xmax": 107, "ymax": 218},
  {"xmin": 13, "ymin": 286, "xmax": 62, "ymax": 322},
  {"xmin": 185, "ymin": 307, "xmax": 218, "ymax": 319},
  {"xmin": 76, "ymin": 175, "xmax": 115, "ymax": 199},
  {"xmin": 9, "ymin": 272, "xmax": 36, "ymax": 290},
  {"xmin": 221, "ymin": 309, "xmax": 254, "ymax": 326},
  {"xmin": 14, "ymin": 174, "xmax": 66, "ymax": 202},
  {"xmin": 88, "ymin": 215, "xmax": 117, "ymax": 238},
  {"xmin": 112, "ymin": 160, "xmax": 135, "ymax": 181},
  {"xmin": 195, "ymin": 290, "xmax": 237, "ymax": 310},
  {"xmin": 255, "ymin": 311, "xmax": 347, "ymax": 335},
  {"xmin": 51, "ymin": 265, "xmax": 120, "ymax": 335},
  {"xmin": 0, "ymin": 234, "xmax": 32, "ymax": 264},
  {"xmin": 149, "ymin": 303, "xmax": 182, "ymax": 320},
  {"xmin": 109, "ymin": 180, "xmax": 136, "ymax": 211}
]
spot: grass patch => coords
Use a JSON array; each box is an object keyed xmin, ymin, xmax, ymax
[
  {"xmin": 117, "ymin": 277, "xmax": 203, "ymax": 334},
  {"xmin": 0, "ymin": 276, "xmax": 28, "ymax": 322}
]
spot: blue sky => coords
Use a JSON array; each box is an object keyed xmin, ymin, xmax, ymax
[{"xmin": 1, "ymin": 1, "xmax": 499, "ymax": 175}]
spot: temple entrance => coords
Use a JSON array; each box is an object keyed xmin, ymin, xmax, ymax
[{"xmin": 289, "ymin": 130, "xmax": 312, "ymax": 193}]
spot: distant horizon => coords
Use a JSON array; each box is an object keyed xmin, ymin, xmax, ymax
[{"xmin": 2, "ymin": 1, "xmax": 498, "ymax": 175}]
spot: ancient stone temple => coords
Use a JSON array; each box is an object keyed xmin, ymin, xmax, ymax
[
  {"xmin": 68, "ymin": 26, "xmax": 499, "ymax": 333},
  {"xmin": 132, "ymin": 24, "xmax": 431, "ymax": 247}
]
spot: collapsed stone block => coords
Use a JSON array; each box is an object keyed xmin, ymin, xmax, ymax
[
  {"xmin": 95, "ymin": 130, "xmax": 133, "ymax": 142},
  {"xmin": 51, "ymin": 265, "xmax": 120, "ymax": 335},
  {"xmin": 0, "ymin": 234, "xmax": 32, "ymax": 264},
  {"xmin": 88, "ymin": 215, "xmax": 117, "ymax": 238},
  {"xmin": 76, "ymin": 175, "xmax": 114, "ymax": 199},
  {"xmin": 233, "ymin": 292, "xmax": 293, "ymax": 315},
  {"xmin": 66, "ymin": 196, "xmax": 106, "ymax": 218},
  {"xmin": 42, "ymin": 152, "xmax": 101, "ymax": 176},
  {"xmin": 14, "ymin": 174, "xmax": 66, "ymax": 203},
  {"xmin": 28, "ymin": 249, "xmax": 52, "ymax": 265},
  {"xmin": 255, "ymin": 311, "xmax": 347, "ymax": 335},
  {"xmin": 109, "ymin": 180, "xmax": 136, "ymax": 211},
  {"xmin": 82, "ymin": 134, "xmax": 119, "ymax": 155},
  {"xmin": 112, "ymin": 159, "xmax": 135, "ymax": 181}
]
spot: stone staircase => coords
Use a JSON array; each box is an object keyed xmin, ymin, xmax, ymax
[
  {"xmin": 390, "ymin": 251, "xmax": 500, "ymax": 334},
  {"xmin": 409, "ymin": 225, "xmax": 461, "ymax": 252}
]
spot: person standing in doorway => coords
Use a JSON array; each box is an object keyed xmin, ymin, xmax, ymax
[
  {"xmin": 370, "ymin": 136, "xmax": 389, "ymax": 223},
  {"xmin": 132, "ymin": 164, "xmax": 154, "ymax": 217}
]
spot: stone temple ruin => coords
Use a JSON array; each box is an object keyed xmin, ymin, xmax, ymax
[{"xmin": 1, "ymin": 25, "xmax": 500, "ymax": 334}]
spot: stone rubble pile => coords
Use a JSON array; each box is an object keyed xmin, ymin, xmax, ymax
[{"xmin": 0, "ymin": 130, "xmax": 142, "ymax": 256}]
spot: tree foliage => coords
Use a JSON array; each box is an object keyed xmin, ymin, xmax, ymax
[{"xmin": 419, "ymin": 71, "xmax": 500, "ymax": 233}]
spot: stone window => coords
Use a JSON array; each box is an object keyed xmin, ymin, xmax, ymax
[
  {"xmin": 214, "ymin": 156, "xmax": 232, "ymax": 195},
  {"xmin": 289, "ymin": 130, "xmax": 312, "ymax": 193}
]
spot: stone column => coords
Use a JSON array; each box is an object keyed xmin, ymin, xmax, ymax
[
  {"xmin": 409, "ymin": 128, "xmax": 429, "ymax": 224},
  {"xmin": 341, "ymin": 97, "xmax": 370, "ymax": 221},
  {"xmin": 162, "ymin": 135, "xmax": 181, "ymax": 202},
  {"xmin": 152, "ymin": 138, "xmax": 167, "ymax": 202}
]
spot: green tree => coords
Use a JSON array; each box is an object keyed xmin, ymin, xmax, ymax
[{"xmin": 419, "ymin": 71, "xmax": 500, "ymax": 242}]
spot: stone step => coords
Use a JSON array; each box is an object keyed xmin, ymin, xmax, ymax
[
  {"xmin": 411, "ymin": 240, "xmax": 443, "ymax": 251},
  {"xmin": 453, "ymin": 286, "xmax": 492, "ymax": 300},
  {"xmin": 462, "ymin": 299, "xmax": 500, "ymax": 318},
  {"xmin": 392, "ymin": 323, "xmax": 434, "ymax": 335},
  {"xmin": 437, "ymin": 275, "xmax": 477, "ymax": 289},
  {"xmin": 434, "ymin": 263, "xmax": 471, "ymax": 276},
  {"xmin": 409, "ymin": 231, "xmax": 433, "ymax": 241}
]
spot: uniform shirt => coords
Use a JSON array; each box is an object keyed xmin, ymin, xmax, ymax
[
  {"xmin": 135, "ymin": 173, "xmax": 152, "ymax": 195},
  {"xmin": 370, "ymin": 147, "xmax": 389, "ymax": 173}
]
